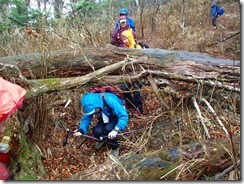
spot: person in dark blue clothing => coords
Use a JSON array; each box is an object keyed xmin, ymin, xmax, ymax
[
  {"xmin": 121, "ymin": 82, "xmax": 143, "ymax": 115},
  {"xmin": 210, "ymin": 2, "xmax": 219, "ymax": 29},
  {"xmin": 73, "ymin": 92, "xmax": 129, "ymax": 157},
  {"xmin": 114, "ymin": 8, "xmax": 136, "ymax": 33}
]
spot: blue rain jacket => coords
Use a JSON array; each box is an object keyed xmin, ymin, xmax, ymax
[
  {"xmin": 210, "ymin": 2, "xmax": 219, "ymax": 17},
  {"xmin": 79, "ymin": 92, "xmax": 129, "ymax": 134}
]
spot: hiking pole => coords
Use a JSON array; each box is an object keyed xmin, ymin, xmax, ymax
[
  {"xmin": 62, "ymin": 129, "xmax": 80, "ymax": 147},
  {"xmin": 62, "ymin": 129, "xmax": 71, "ymax": 147},
  {"xmin": 66, "ymin": 129, "xmax": 101, "ymax": 141},
  {"xmin": 65, "ymin": 129, "xmax": 119, "ymax": 147},
  {"xmin": 62, "ymin": 129, "xmax": 87, "ymax": 148},
  {"xmin": 99, "ymin": 123, "xmax": 169, "ymax": 140},
  {"xmin": 99, "ymin": 126, "xmax": 150, "ymax": 140}
]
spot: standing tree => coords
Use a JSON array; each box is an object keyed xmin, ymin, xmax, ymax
[
  {"xmin": 54, "ymin": 0, "xmax": 64, "ymax": 19},
  {"xmin": 181, "ymin": 0, "xmax": 186, "ymax": 33}
]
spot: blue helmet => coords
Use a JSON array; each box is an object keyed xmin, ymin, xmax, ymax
[{"xmin": 119, "ymin": 8, "xmax": 128, "ymax": 16}]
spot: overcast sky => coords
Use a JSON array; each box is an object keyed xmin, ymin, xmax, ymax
[{"xmin": 29, "ymin": 0, "xmax": 72, "ymax": 17}]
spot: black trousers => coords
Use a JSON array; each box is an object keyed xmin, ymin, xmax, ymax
[
  {"xmin": 92, "ymin": 116, "xmax": 119, "ymax": 150},
  {"xmin": 211, "ymin": 16, "xmax": 217, "ymax": 27},
  {"xmin": 121, "ymin": 82, "xmax": 143, "ymax": 113}
]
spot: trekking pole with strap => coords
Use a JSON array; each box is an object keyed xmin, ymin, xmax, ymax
[
  {"xmin": 99, "ymin": 122, "xmax": 173, "ymax": 140},
  {"xmin": 62, "ymin": 129, "xmax": 87, "ymax": 148},
  {"xmin": 99, "ymin": 127, "xmax": 148, "ymax": 140},
  {"xmin": 62, "ymin": 129, "xmax": 119, "ymax": 147}
]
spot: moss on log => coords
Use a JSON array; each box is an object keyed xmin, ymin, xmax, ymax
[{"xmin": 69, "ymin": 135, "xmax": 240, "ymax": 180}]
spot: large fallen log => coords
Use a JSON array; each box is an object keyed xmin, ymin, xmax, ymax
[
  {"xmin": 0, "ymin": 45, "xmax": 240, "ymax": 79},
  {"xmin": 0, "ymin": 46, "xmax": 240, "ymax": 99},
  {"xmin": 69, "ymin": 135, "xmax": 240, "ymax": 180},
  {"xmin": 25, "ymin": 63, "xmax": 240, "ymax": 98}
]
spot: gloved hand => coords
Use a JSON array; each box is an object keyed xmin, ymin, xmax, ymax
[
  {"xmin": 108, "ymin": 130, "xmax": 118, "ymax": 139},
  {"xmin": 73, "ymin": 129, "xmax": 83, "ymax": 137}
]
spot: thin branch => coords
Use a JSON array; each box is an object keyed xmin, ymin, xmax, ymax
[
  {"xmin": 192, "ymin": 97, "xmax": 211, "ymax": 138},
  {"xmin": 201, "ymin": 98, "xmax": 229, "ymax": 136},
  {"xmin": 102, "ymin": 69, "xmax": 240, "ymax": 93},
  {"xmin": 208, "ymin": 31, "xmax": 240, "ymax": 46},
  {"xmin": 0, "ymin": 63, "xmax": 28, "ymax": 81},
  {"xmin": 146, "ymin": 75, "xmax": 170, "ymax": 110},
  {"xmin": 214, "ymin": 160, "xmax": 240, "ymax": 180}
]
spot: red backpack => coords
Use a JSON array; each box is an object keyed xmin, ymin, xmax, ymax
[
  {"xmin": 0, "ymin": 162, "xmax": 10, "ymax": 180},
  {"xmin": 89, "ymin": 86, "xmax": 124, "ymax": 100}
]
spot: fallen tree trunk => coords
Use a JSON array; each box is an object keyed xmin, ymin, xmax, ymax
[
  {"xmin": 0, "ymin": 45, "xmax": 240, "ymax": 79},
  {"xmin": 25, "ymin": 57, "xmax": 147, "ymax": 97},
  {"xmin": 69, "ymin": 135, "xmax": 240, "ymax": 180},
  {"xmin": 1, "ymin": 46, "xmax": 240, "ymax": 99}
]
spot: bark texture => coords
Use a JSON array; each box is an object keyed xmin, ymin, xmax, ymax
[{"xmin": 0, "ymin": 46, "xmax": 240, "ymax": 98}]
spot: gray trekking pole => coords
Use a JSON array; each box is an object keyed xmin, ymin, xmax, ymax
[
  {"xmin": 99, "ymin": 123, "xmax": 173, "ymax": 140},
  {"xmin": 99, "ymin": 126, "xmax": 152, "ymax": 140}
]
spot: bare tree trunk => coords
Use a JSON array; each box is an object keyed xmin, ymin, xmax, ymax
[
  {"xmin": 151, "ymin": 3, "xmax": 160, "ymax": 34},
  {"xmin": 181, "ymin": 0, "xmax": 186, "ymax": 33},
  {"xmin": 139, "ymin": 0, "xmax": 144, "ymax": 39},
  {"xmin": 54, "ymin": 0, "xmax": 64, "ymax": 19},
  {"xmin": 0, "ymin": 47, "xmax": 240, "ymax": 99},
  {"xmin": 134, "ymin": 0, "xmax": 140, "ymax": 12}
]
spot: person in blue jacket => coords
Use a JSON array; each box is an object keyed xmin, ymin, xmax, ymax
[
  {"xmin": 114, "ymin": 8, "xmax": 136, "ymax": 33},
  {"xmin": 210, "ymin": 2, "xmax": 219, "ymax": 29},
  {"xmin": 73, "ymin": 92, "xmax": 129, "ymax": 157}
]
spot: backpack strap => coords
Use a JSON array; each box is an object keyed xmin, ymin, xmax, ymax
[{"xmin": 101, "ymin": 93, "xmax": 108, "ymax": 108}]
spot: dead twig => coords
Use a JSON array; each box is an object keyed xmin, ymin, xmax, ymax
[
  {"xmin": 201, "ymin": 98, "xmax": 229, "ymax": 136},
  {"xmin": 146, "ymin": 75, "xmax": 170, "ymax": 110},
  {"xmin": 208, "ymin": 31, "xmax": 240, "ymax": 46},
  {"xmin": 192, "ymin": 97, "xmax": 211, "ymax": 138},
  {"xmin": 214, "ymin": 160, "xmax": 240, "ymax": 180}
]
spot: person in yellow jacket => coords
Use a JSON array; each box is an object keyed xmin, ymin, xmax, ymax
[
  {"xmin": 0, "ymin": 77, "xmax": 26, "ymax": 134},
  {"xmin": 121, "ymin": 29, "xmax": 142, "ymax": 49},
  {"xmin": 119, "ymin": 30, "xmax": 144, "ymax": 115}
]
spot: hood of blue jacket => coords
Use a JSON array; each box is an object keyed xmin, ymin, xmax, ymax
[
  {"xmin": 211, "ymin": 2, "xmax": 217, "ymax": 6},
  {"xmin": 120, "ymin": 8, "xmax": 128, "ymax": 16},
  {"xmin": 81, "ymin": 93, "xmax": 103, "ymax": 115}
]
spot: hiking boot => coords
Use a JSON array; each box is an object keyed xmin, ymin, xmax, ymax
[
  {"xmin": 109, "ymin": 147, "xmax": 119, "ymax": 157},
  {"xmin": 94, "ymin": 141, "xmax": 105, "ymax": 150}
]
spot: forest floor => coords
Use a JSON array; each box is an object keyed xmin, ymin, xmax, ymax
[
  {"xmin": 36, "ymin": 11, "xmax": 241, "ymax": 178},
  {"xmin": 37, "ymin": 83, "xmax": 240, "ymax": 180},
  {"xmin": 37, "ymin": 86, "xmax": 171, "ymax": 179},
  {"xmin": 3, "ymin": 1, "xmax": 240, "ymax": 179}
]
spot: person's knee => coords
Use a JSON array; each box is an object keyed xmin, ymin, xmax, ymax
[
  {"xmin": 104, "ymin": 127, "xmax": 113, "ymax": 134},
  {"xmin": 104, "ymin": 123, "xmax": 116, "ymax": 133}
]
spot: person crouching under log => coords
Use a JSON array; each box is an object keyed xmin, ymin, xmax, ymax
[{"xmin": 73, "ymin": 92, "xmax": 129, "ymax": 157}]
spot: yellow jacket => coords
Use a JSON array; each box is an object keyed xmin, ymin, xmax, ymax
[{"xmin": 121, "ymin": 29, "xmax": 142, "ymax": 49}]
